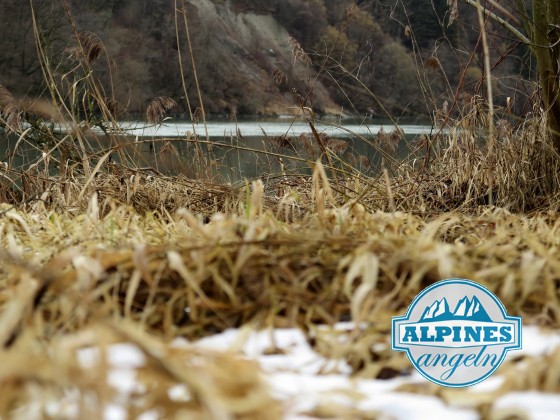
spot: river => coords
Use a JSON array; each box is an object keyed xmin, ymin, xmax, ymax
[
  {"xmin": 110, "ymin": 118, "xmax": 433, "ymax": 138},
  {"xmin": 1, "ymin": 118, "xmax": 435, "ymax": 183}
]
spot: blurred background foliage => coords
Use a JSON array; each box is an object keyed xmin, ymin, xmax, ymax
[{"xmin": 0, "ymin": 0, "xmax": 535, "ymax": 118}]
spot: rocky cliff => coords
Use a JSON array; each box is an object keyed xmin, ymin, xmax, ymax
[{"xmin": 183, "ymin": 0, "xmax": 339, "ymax": 116}]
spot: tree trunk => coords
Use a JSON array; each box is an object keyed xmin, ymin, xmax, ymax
[{"xmin": 533, "ymin": 0, "xmax": 560, "ymax": 152}]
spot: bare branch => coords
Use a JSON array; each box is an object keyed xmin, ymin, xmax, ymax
[{"xmin": 463, "ymin": 0, "xmax": 531, "ymax": 45}]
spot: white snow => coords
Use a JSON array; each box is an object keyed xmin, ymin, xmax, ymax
[
  {"xmin": 76, "ymin": 343, "xmax": 146, "ymax": 369},
  {"xmin": 467, "ymin": 375, "xmax": 505, "ymax": 392},
  {"xmin": 514, "ymin": 325, "xmax": 560, "ymax": 357},
  {"xmin": 358, "ymin": 393, "xmax": 478, "ymax": 420},
  {"xmin": 192, "ymin": 327, "xmax": 353, "ymax": 375},
  {"xmin": 104, "ymin": 404, "xmax": 127, "ymax": 420},
  {"xmin": 34, "ymin": 324, "xmax": 560, "ymax": 419},
  {"xmin": 492, "ymin": 391, "xmax": 560, "ymax": 420},
  {"xmin": 167, "ymin": 384, "xmax": 191, "ymax": 402}
]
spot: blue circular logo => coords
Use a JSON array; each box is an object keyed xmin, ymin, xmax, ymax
[{"xmin": 392, "ymin": 278, "xmax": 522, "ymax": 387}]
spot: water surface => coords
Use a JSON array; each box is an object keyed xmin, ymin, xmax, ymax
[
  {"xmin": 2, "ymin": 118, "xmax": 435, "ymax": 183},
  {"xmin": 110, "ymin": 118, "xmax": 434, "ymax": 139}
]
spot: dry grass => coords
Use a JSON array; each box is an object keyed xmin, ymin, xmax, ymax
[
  {"xmin": 146, "ymin": 97, "xmax": 179, "ymax": 125},
  {"xmin": 65, "ymin": 31, "xmax": 105, "ymax": 65},
  {"xmin": 0, "ymin": 321, "xmax": 279, "ymax": 419},
  {"xmin": 354, "ymin": 113, "xmax": 560, "ymax": 214},
  {"xmin": 0, "ymin": 170, "xmax": 559, "ymax": 416},
  {"xmin": 2, "ymin": 108, "xmax": 560, "ymax": 415},
  {"xmin": 2, "ymin": 184, "xmax": 559, "ymax": 338},
  {"xmin": 1, "ymin": 7, "xmax": 559, "ymax": 417},
  {"xmin": 0, "ymin": 84, "xmax": 21, "ymax": 131}
]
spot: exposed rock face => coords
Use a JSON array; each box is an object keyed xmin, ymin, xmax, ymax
[
  {"xmin": 186, "ymin": 0, "xmax": 339, "ymax": 116},
  {"xmin": 0, "ymin": 0, "xmax": 341, "ymax": 117}
]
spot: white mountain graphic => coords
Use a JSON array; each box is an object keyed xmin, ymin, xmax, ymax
[
  {"xmin": 420, "ymin": 296, "xmax": 491, "ymax": 321},
  {"xmin": 421, "ymin": 298, "xmax": 450, "ymax": 319}
]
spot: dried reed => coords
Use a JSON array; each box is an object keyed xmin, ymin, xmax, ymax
[
  {"xmin": 1, "ymin": 129, "xmax": 560, "ymax": 417},
  {"xmin": 0, "ymin": 84, "xmax": 21, "ymax": 131},
  {"xmin": 67, "ymin": 31, "xmax": 105, "ymax": 64},
  {"xmin": 146, "ymin": 97, "xmax": 178, "ymax": 124},
  {"xmin": 289, "ymin": 37, "xmax": 311, "ymax": 66}
]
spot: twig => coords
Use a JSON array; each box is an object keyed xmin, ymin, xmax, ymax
[{"xmin": 463, "ymin": 0, "xmax": 530, "ymax": 45}]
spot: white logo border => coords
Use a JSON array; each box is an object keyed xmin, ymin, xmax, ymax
[{"xmin": 391, "ymin": 278, "xmax": 522, "ymax": 387}]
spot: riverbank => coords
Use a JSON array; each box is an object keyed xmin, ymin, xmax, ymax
[
  {"xmin": 1, "ymin": 190, "xmax": 559, "ymax": 418},
  {"xmin": 1, "ymin": 90, "xmax": 559, "ymax": 419}
]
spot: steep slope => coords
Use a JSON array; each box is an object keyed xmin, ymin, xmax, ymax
[
  {"xmin": 0, "ymin": 0, "xmax": 533, "ymax": 117},
  {"xmin": 184, "ymin": 0, "xmax": 339, "ymax": 115}
]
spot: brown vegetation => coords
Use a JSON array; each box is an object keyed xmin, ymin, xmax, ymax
[
  {"xmin": 0, "ymin": 0, "xmax": 538, "ymax": 118},
  {"xmin": 0, "ymin": 1, "xmax": 559, "ymax": 418}
]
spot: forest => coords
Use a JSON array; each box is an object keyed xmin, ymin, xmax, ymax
[{"xmin": 0, "ymin": 0, "xmax": 533, "ymax": 117}]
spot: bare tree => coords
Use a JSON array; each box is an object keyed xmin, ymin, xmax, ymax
[{"xmin": 463, "ymin": 0, "xmax": 560, "ymax": 151}]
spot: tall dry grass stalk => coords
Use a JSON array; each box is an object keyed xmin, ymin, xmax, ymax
[
  {"xmin": 174, "ymin": 0, "xmax": 195, "ymax": 128},
  {"xmin": 475, "ymin": 5, "xmax": 495, "ymax": 138},
  {"xmin": 179, "ymin": 0, "xmax": 208, "ymax": 141},
  {"xmin": 476, "ymin": 0, "xmax": 495, "ymax": 205}
]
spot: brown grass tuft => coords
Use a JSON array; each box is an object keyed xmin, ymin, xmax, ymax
[
  {"xmin": 75, "ymin": 31, "xmax": 105, "ymax": 64},
  {"xmin": 146, "ymin": 96, "xmax": 178, "ymax": 124},
  {"xmin": 0, "ymin": 84, "xmax": 21, "ymax": 131},
  {"xmin": 104, "ymin": 97, "xmax": 123, "ymax": 118},
  {"xmin": 424, "ymin": 55, "xmax": 441, "ymax": 70},
  {"xmin": 270, "ymin": 135, "xmax": 295, "ymax": 151},
  {"xmin": 326, "ymin": 138, "xmax": 348, "ymax": 155},
  {"xmin": 272, "ymin": 68, "xmax": 288, "ymax": 85},
  {"xmin": 289, "ymin": 37, "xmax": 311, "ymax": 66}
]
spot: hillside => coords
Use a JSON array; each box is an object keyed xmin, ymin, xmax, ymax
[{"xmin": 0, "ymin": 0, "xmax": 532, "ymax": 118}]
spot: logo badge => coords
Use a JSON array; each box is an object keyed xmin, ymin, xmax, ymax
[{"xmin": 392, "ymin": 278, "xmax": 521, "ymax": 387}]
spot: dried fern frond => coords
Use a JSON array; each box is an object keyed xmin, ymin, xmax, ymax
[
  {"xmin": 146, "ymin": 97, "xmax": 178, "ymax": 124},
  {"xmin": 73, "ymin": 31, "xmax": 105, "ymax": 64}
]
